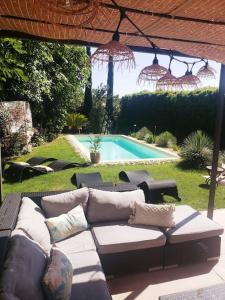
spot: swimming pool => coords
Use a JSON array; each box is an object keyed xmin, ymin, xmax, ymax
[{"xmin": 75, "ymin": 135, "xmax": 177, "ymax": 162}]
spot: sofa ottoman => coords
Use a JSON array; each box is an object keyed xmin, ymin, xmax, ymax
[
  {"xmin": 91, "ymin": 222, "xmax": 166, "ymax": 275},
  {"xmin": 163, "ymin": 205, "xmax": 224, "ymax": 267}
]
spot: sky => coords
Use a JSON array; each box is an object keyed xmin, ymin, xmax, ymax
[{"xmin": 91, "ymin": 49, "xmax": 221, "ymax": 97}]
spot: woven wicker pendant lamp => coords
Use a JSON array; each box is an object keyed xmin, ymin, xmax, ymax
[
  {"xmin": 197, "ymin": 62, "xmax": 216, "ymax": 80},
  {"xmin": 36, "ymin": 0, "xmax": 101, "ymax": 26},
  {"xmin": 91, "ymin": 9, "xmax": 135, "ymax": 69},
  {"xmin": 156, "ymin": 69, "xmax": 182, "ymax": 91},
  {"xmin": 137, "ymin": 54, "xmax": 167, "ymax": 85},
  {"xmin": 179, "ymin": 70, "xmax": 201, "ymax": 90}
]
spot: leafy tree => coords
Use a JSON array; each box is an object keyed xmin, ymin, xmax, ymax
[
  {"xmin": 0, "ymin": 38, "xmax": 27, "ymax": 89},
  {"xmin": 0, "ymin": 39, "xmax": 90, "ymax": 140},
  {"xmin": 88, "ymin": 84, "xmax": 120, "ymax": 133}
]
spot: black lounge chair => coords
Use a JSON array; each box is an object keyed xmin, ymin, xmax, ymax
[
  {"xmin": 3, "ymin": 156, "xmax": 56, "ymax": 170},
  {"xmin": 71, "ymin": 172, "xmax": 114, "ymax": 188},
  {"xmin": 71, "ymin": 172, "xmax": 138, "ymax": 192},
  {"xmin": 4, "ymin": 159, "xmax": 90, "ymax": 182},
  {"xmin": 119, "ymin": 170, "xmax": 181, "ymax": 203}
]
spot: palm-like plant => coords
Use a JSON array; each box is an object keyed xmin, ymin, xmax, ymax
[
  {"xmin": 66, "ymin": 113, "xmax": 88, "ymax": 133},
  {"xmin": 180, "ymin": 130, "xmax": 213, "ymax": 169}
]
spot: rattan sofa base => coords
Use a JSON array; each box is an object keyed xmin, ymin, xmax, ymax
[
  {"xmin": 164, "ymin": 236, "xmax": 221, "ymax": 268},
  {"xmin": 100, "ymin": 246, "xmax": 164, "ymax": 276}
]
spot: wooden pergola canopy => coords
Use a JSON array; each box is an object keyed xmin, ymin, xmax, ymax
[{"xmin": 1, "ymin": 0, "xmax": 225, "ymax": 62}]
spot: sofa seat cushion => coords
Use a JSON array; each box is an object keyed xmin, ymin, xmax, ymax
[
  {"xmin": 91, "ymin": 222, "xmax": 166, "ymax": 254},
  {"xmin": 164, "ymin": 205, "xmax": 224, "ymax": 244},
  {"xmin": 68, "ymin": 250, "xmax": 111, "ymax": 300},
  {"xmin": 56, "ymin": 230, "xmax": 96, "ymax": 254}
]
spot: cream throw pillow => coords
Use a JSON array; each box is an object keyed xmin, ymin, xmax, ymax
[
  {"xmin": 129, "ymin": 202, "xmax": 175, "ymax": 228},
  {"xmin": 45, "ymin": 205, "xmax": 89, "ymax": 243}
]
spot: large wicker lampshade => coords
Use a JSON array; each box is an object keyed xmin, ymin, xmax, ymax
[
  {"xmin": 36, "ymin": 0, "xmax": 101, "ymax": 26},
  {"xmin": 156, "ymin": 70, "xmax": 181, "ymax": 91},
  {"xmin": 137, "ymin": 54, "xmax": 167, "ymax": 85},
  {"xmin": 179, "ymin": 70, "xmax": 201, "ymax": 90},
  {"xmin": 91, "ymin": 32, "xmax": 136, "ymax": 69},
  {"xmin": 197, "ymin": 62, "xmax": 216, "ymax": 80}
]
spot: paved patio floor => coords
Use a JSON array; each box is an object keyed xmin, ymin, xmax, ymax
[{"xmin": 108, "ymin": 209, "xmax": 225, "ymax": 300}]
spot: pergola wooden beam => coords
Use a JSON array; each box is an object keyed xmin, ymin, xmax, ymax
[
  {"xmin": 103, "ymin": 3, "xmax": 225, "ymax": 27},
  {"xmin": 0, "ymin": 30, "xmax": 197, "ymax": 58},
  {"xmin": 2, "ymin": 15, "xmax": 225, "ymax": 49}
]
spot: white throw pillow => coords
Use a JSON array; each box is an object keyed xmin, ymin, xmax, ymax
[
  {"xmin": 45, "ymin": 205, "xmax": 89, "ymax": 243},
  {"xmin": 129, "ymin": 201, "xmax": 175, "ymax": 228}
]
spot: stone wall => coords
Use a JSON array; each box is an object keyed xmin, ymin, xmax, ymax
[{"xmin": 1, "ymin": 101, "xmax": 33, "ymax": 151}]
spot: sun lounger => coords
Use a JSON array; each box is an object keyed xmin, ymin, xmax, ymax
[
  {"xmin": 3, "ymin": 156, "xmax": 56, "ymax": 171},
  {"xmin": 71, "ymin": 172, "xmax": 113, "ymax": 188},
  {"xmin": 119, "ymin": 170, "xmax": 181, "ymax": 203},
  {"xmin": 4, "ymin": 160, "xmax": 90, "ymax": 182}
]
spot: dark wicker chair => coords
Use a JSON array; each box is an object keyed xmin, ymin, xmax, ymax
[{"xmin": 119, "ymin": 170, "xmax": 181, "ymax": 203}]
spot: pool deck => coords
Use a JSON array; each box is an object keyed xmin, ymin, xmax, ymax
[{"xmin": 65, "ymin": 134, "xmax": 179, "ymax": 165}]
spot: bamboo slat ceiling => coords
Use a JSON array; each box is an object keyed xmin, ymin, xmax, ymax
[{"xmin": 1, "ymin": 0, "xmax": 225, "ymax": 63}]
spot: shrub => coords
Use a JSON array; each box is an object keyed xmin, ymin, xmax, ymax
[
  {"xmin": 130, "ymin": 132, "xmax": 137, "ymax": 138},
  {"xmin": 31, "ymin": 130, "xmax": 45, "ymax": 147},
  {"xmin": 145, "ymin": 132, "xmax": 155, "ymax": 144},
  {"xmin": 66, "ymin": 113, "xmax": 88, "ymax": 134},
  {"xmin": 156, "ymin": 131, "xmax": 177, "ymax": 147},
  {"xmin": 180, "ymin": 130, "xmax": 213, "ymax": 169},
  {"xmin": 0, "ymin": 104, "xmax": 29, "ymax": 158},
  {"xmin": 136, "ymin": 127, "xmax": 151, "ymax": 140}
]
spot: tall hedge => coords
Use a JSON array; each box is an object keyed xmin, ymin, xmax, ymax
[{"xmin": 117, "ymin": 88, "xmax": 219, "ymax": 144}]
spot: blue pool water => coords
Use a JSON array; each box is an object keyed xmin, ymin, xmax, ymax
[{"xmin": 77, "ymin": 136, "xmax": 175, "ymax": 161}]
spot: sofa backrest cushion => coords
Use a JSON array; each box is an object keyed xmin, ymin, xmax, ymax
[
  {"xmin": 15, "ymin": 197, "xmax": 51, "ymax": 252},
  {"xmin": 87, "ymin": 189, "xmax": 145, "ymax": 223},
  {"xmin": 0, "ymin": 235, "xmax": 47, "ymax": 300},
  {"xmin": 41, "ymin": 188, "xmax": 89, "ymax": 218}
]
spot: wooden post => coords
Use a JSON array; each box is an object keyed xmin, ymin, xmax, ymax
[
  {"xmin": 106, "ymin": 56, "xmax": 114, "ymax": 133},
  {"xmin": 0, "ymin": 142, "xmax": 3, "ymax": 205},
  {"xmin": 207, "ymin": 64, "xmax": 225, "ymax": 219}
]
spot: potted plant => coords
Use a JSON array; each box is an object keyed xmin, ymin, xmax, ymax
[{"xmin": 89, "ymin": 136, "xmax": 101, "ymax": 164}]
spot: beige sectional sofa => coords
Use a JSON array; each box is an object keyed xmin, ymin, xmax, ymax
[{"xmin": 0, "ymin": 188, "xmax": 223, "ymax": 299}]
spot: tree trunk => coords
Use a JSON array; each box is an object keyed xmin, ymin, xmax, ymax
[
  {"xmin": 106, "ymin": 56, "xmax": 114, "ymax": 133},
  {"xmin": 82, "ymin": 47, "xmax": 93, "ymax": 117}
]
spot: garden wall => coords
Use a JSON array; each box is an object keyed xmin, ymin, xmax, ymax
[
  {"xmin": 117, "ymin": 88, "xmax": 220, "ymax": 144},
  {"xmin": 0, "ymin": 101, "xmax": 33, "ymax": 156}
]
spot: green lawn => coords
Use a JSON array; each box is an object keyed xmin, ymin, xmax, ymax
[{"xmin": 3, "ymin": 136, "xmax": 225, "ymax": 211}]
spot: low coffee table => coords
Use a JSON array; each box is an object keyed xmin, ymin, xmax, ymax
[{"xmin": 159, "ymin": 283, "xmax": 225, "ymax": 300}]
